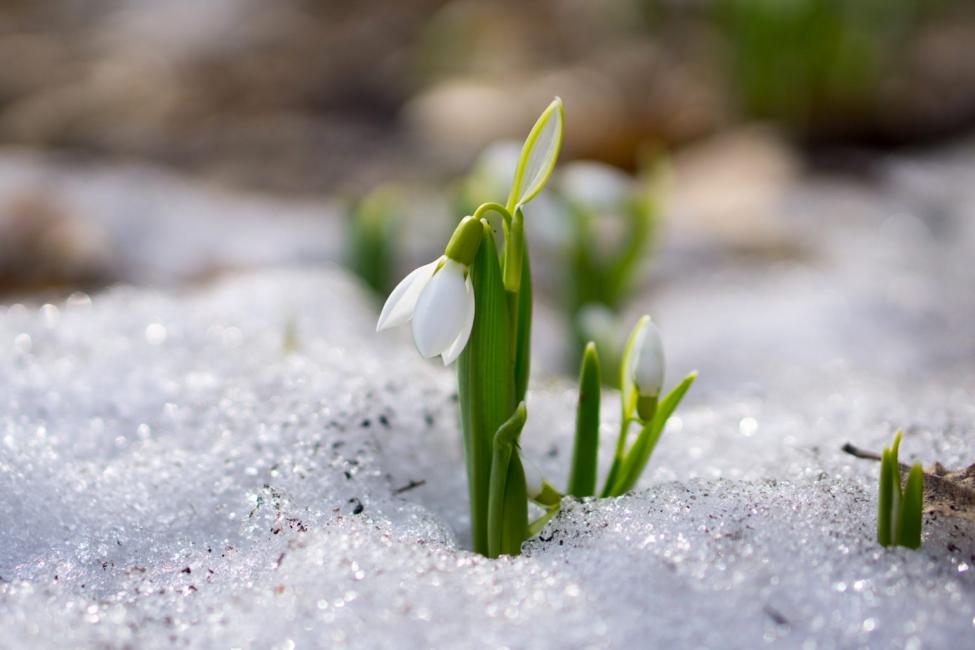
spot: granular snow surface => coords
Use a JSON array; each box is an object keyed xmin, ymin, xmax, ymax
[{"xmin": 2, "ymin": 148, "xmax": 975, "ymax": 649}]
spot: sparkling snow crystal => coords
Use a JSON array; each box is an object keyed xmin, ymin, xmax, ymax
[{"xmin": 3, "ymin": 146, "xmax": 975, "ymax": 648}]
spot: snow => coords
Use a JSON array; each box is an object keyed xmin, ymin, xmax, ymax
[
  {"xmin": 0, "ymin": 149, "xmax": 340, "ymax": 286},
  {"xmin": 2, "ymin": 145, "xmax": 975, "ymax": 648}
]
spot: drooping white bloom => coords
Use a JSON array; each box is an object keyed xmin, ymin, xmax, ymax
[
  {"xmin": 630, "ymin": 318, "xmax": 664, "ymax": 398},
  {"xmin": 376, "ymin": 257, "xmax": 475, "ymax": 366}
]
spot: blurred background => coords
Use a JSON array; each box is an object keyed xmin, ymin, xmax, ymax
[{"xmin": 2, "ymin": 0, "xmax": 975, "ymax": 378}]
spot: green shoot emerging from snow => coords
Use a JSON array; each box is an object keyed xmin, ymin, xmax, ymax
[
  {"xmin": 877, "ymin": 431, "xmax": 924, "ymax": 549},
  {"xmin": 345, "ymin": 184, "xmax": 402, "ymax": 297},
  {"xmin": 377, "ymin": 99, "xmax": 693, "ymax": 557},
  {"xmin": 581, "ymin": 316, "xmax": 696, "ymax": 498}
]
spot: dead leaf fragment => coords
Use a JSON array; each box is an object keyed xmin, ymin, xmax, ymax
[{"xmin": 842, "ymin": 443, "xmax": 975, "ymax": 525}]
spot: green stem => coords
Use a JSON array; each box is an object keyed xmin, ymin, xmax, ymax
[
  {"xmin": 609, "ymin": 420, "xmax": 662, "ymax": 496},
  {"xmin": 608, "ymin": 371, "xmax": 696, "ymax": 497},
  {"xmin": 512, "ymin": 253, "xmax": 532, "ymax": 403},
  {"xmin": 898, "ymin": 464, "xmax": 924, "ymax": 549},
  {"xmin": 473, "ymin": 202, "xmax": 512, "ymax": 227},
  {"xmin": 601, "ymin": 417, "xmax": 632, "ymax": 498}
]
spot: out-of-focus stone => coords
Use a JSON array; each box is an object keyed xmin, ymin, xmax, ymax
[
  {"xmin": 0, "ymin": 190, "xmax": 113, "ymax": 293},
  {"xmin": 0, "ymin": 150, "xmax": 340, "ymax": 293},
  {"xmin": 666, "ymin": 127, "xmax": 805, "ymax": 259}
]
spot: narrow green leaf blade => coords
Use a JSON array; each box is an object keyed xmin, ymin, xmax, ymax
[
  {"xmin": 568, "ymin": 342, "xmax": 601, "ymax": 497},
  {"xmin": 487, "ymin": 403, "xmax": 528, "ymax": 558},
  {"xmin": 877, "ymin": 447, "xmax": 893, "ymax": 547},
  {"xmin": 506, "ymin": 98, "xmax": 564, "ymax": 211},
  {"xmin": 604, "ymin": 195, "xmax": 654, "ymax": 307},
  {"xmin": 500, "ymin": 452, "xmax": 529, "ymax": 556},
  {"xmin": 889, "ymin": 432, "xmax": 903, "ymax": 541},
  {"xmin": 458, "ymin": 223, "xmax": 515, "ymax": 555},
  {"xmin": 609, "ymin": 371, "xmax": 696, "ymax": 496},
  {"xmin": 345, "ymin": 186, "xmax": 399, "ymax": 296},
  {"xmin": 486, "ymin": 430, "xmax": 515, "ymax": 559},
  {"xmin": 513, "ymin": 249, "xmax": 532, "ymax": 403},
  {"xmin": 898, "ymin": 463, "xmax": 924, "ymax": 549}
]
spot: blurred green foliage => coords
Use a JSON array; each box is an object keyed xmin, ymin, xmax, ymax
[
  {"xmin": 344, "ymin": 185, "xmax": 402, "ymax": 297},
  {"xmin": 566, "ymin": 192, "xmax": 653, "ymax": 321},
  {"xmin": 716, "ymin": 0, "xmax": 920, "ymax": 124},
  {"xmin": 560, "ymin": 160, "xmax": 661, "ymax": 384}
]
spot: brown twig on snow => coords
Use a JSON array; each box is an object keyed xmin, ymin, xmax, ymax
[{"xmin": 840, "ymin": 443, "xmax": 882, "ymax": 462}]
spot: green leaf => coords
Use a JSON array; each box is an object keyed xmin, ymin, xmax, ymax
[
  {"xmin": 499, "ymin": 453, "xmax": 529, "ymax": 556},
  {"xmin": 345, "ymin": 185, "xmax": 400, "ymax": 296},
  {"xmin": 898, "ymin": 463, "xmax": 924, "ymax": 549},
  {"xmin": 567, "ymin": 202, "xmax": 603, "ymax": 311},
  {"xmin": 503, "ymin": 207, "xmax": 525, "ymax": 293},
  {"xmin": 878, "ymin": 431, "xmax": 904, "ymax": 547},
  {"xmin": 487, "ymin": 403, "xmax": 529, "ymax": 558},
  {"xmin": 604, "ymin": 195, "xmax": 654, "ymax": 307},
  {"xmin": 457, "ymin": 222, "xmax": 515, "ymax": 555},
  {"xmin": 608, "ymin": 371, "xmax": 696, "ymax": 497},
  {"xmin": 877, "ymin": 447, "xmax": 894, "ymax": 547},
  {"xmin": 568, "ymin": 342, "xmax": 601, "ymax": 497},
  {"xmin": 889, "ymin": 432, "xmax": 903, "ymax": 542},
  {"xmin": 512, "ymin": 248, "xmax": 532, "ymax": 404},
  {"xmin": 506, "ymin": 98, "xmax": 564, "ymax": 211}
]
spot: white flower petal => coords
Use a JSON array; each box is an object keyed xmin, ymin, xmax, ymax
[
  {"xmin": 376, "ymin": 259, "xmax": 439, "ymax": 332},
  {"xmin": 412, "ymin": 260, "xmax": 469, "ymax": 358},
  {"xmin": 441, "ymin": 274, "xmax": 475, "ymax": 366},
  {"xmin": 631, "ymin": 319, "xmax": 665, "ymax": 397}
]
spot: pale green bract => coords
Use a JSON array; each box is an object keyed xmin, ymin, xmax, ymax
[{"xmin": 506, "ymin": 98, "xmax": 564, "ymax": 211}]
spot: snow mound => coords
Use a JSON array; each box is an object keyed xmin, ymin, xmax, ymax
[{"xmin": 1, "ymin": 268, "xmax": 973, "ymax": 649}]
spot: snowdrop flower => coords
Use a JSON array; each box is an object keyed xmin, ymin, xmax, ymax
[
  {"xmin": 376, "ymin": 216, "xmax": 483, "ymax": 365},
  {"xmin": 630, "ymin": 318, "xmax": 664, "ymax": 419}
]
